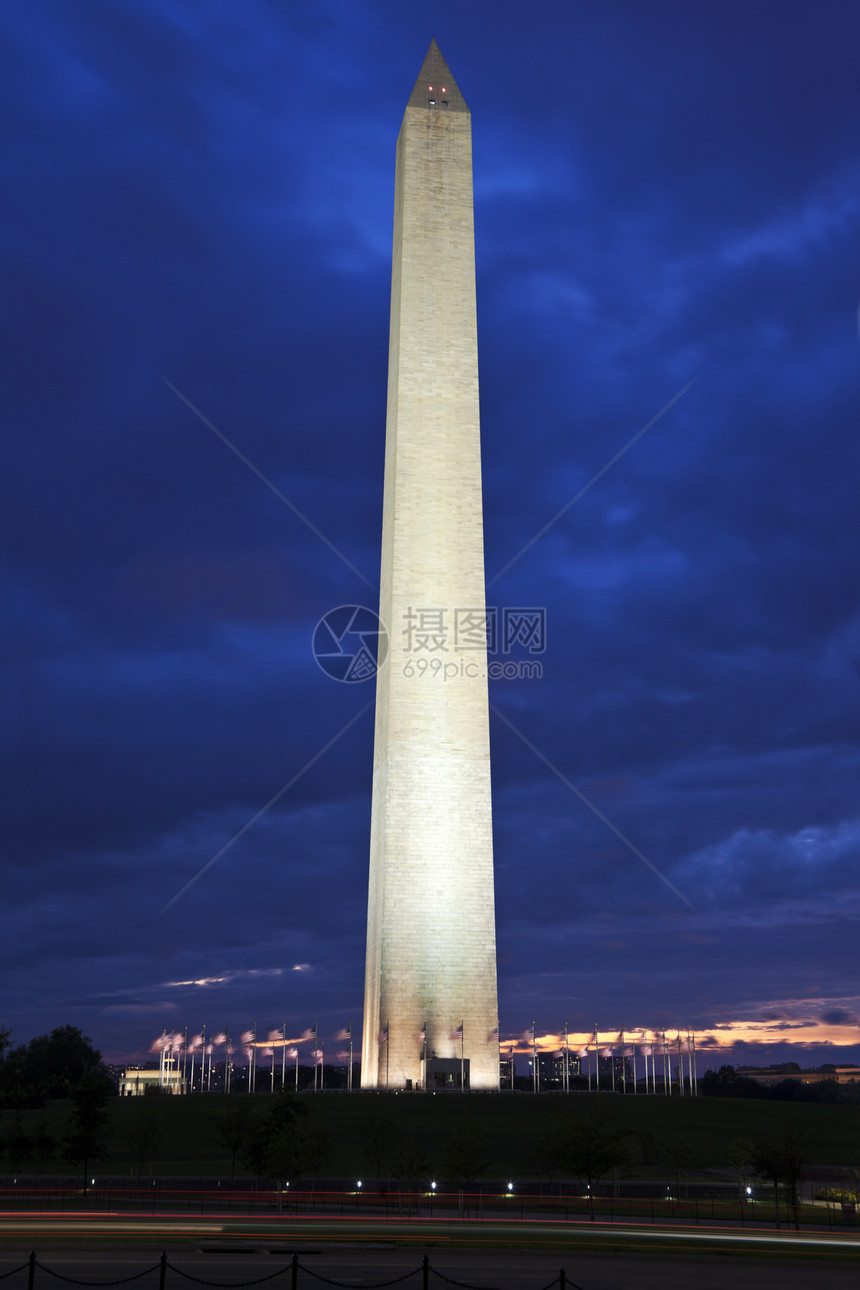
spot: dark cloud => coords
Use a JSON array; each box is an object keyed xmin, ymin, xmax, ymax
[
  {"xmin": 3, "ymin": 0, "xmax": 860, "ymax": 1065},
  {"xmin": 820, "ymin": 1009, "xmax": 858, "ymax": 1027}
]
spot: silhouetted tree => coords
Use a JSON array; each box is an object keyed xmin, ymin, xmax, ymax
[
  {"xmin": 125, "ymin": 1104, "xmax": 163, "ymax": 1177},
  {"xmin": 443, "ymin": 1121, "xmax": 489, "ymax": 1187},
  {"xmin": 554, "ymin": 1104, "xmax": 629, "ymax": 1220},
  {"xmin": 360, "ymin": 1112, "xmax": 400, "ymax": 1185},
  {"xmin": 63, "ymin": 1066, "xmax": 113, "ymax": 1189},
  {"xmin": 1, "ymin": 1026, "xmax": 104, "ymax": 1107},
  {"xmin": 662, "ymin": 1138, "xmax": 693, "ymax": 1199},
  {"xmin": 240, "ymin": 1095, "xmax": 328, "ymax": 1213},
  {"xmin": 725, "ymin": 1136, "xmax": 754, "ymax": 1201},
  {"xmin": 211, "ymin": 1096, "xmax": 256, "ymax": 1184},
  {"xmin": 750, "ymin": 1129, "xmax": 808, "ymax": 1230}
]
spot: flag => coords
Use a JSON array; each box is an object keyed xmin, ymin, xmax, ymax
[
  {"xmin": 489, "ymin": 1025, "xmax": 499, "ymax": 1041},
  {"xmin": 378, "ymin": 1025, "xmax": 389, "ymax": 1045}
]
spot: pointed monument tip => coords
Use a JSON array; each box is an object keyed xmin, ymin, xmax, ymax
[{"xmin": 406, "ymin": 40, "xmax": 468, "ymax": 114}]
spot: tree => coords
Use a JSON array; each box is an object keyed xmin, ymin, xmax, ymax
[
  {"xmin": 700, "ymin": 1065, "xmax": 762, "ymax": 1099},
  {"xmin": 554, "ymin": 1105, "xmax": 629, "ymax": 1220},
  {"xmin": 63, "ymin": 1066, "xmax": 113, "ymax": 1189},
  {"xmin": 125, "ymin": 1104, "xmax": 163, "ymax": 1177},
  {"xmin": 725, "ymin": 1136, "xmax": 753, "ymax": 1201},
  {"xmin": 239, "ymin": 1095, "xmax": 322, "ymax": 1212},
  {"xmin": 392, "ymin": 1143, "xmax": 431, "ymax": 1194},
  {"xmin": 0, "ymin": 1115, "xmax": 37, "ymax": 1171},
  {"xmin": 4, "ymin": 1116, "xmax": 57, "ymax": 1170},
  {"xmin": 1, "ymin": 1026, "xmax": 104, "ymax": 1106},
  {"xmin": 442, "ymin": 1121, "xmax": 489, "ymax": 1187},
  {"xmin": 360, "ymin": 1111, "xmax": 400, "ymax": 1185},
  {"xmin": 211, "ymin": 1096, "xmax": 257, "ymax": 1184},
  {"xmin": 531, "ymin": 1128, "xmax": 560, "ymax": 1190},
  {"xmin": 662, "ymin": 1137, "xmax": 693, "ymax": 1199},
  {"xmin": 750, "ymin": 1129, "xmax": 808, "ymax": 1230}
]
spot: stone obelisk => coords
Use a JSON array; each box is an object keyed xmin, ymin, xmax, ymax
[{"xmin": 361, "ymin": 42, "xmax": 499, "ymax": 1091}]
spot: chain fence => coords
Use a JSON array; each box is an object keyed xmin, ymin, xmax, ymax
[{"xmin": 3, "ymin": 1255, "xmax": 585, "ymax": 1290}]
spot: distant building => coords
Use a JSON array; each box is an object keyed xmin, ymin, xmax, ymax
[
  {"xmin": 537, "ymin": 1053, "xmax": 582, "ymax": 1087},
  {"xmin": 597, "ymin": 1054, "xmax": 633, "ymax": 1087},
  {"xmin": 499, "ymin": 1057, "xmax": 514, "ymax": 1089},
  {"xmin": 119, "ymin": 1060, "xmax": 184, "ymax": 1096},
  {"xmin": 738, "ymin": 1064, "xmax": 860, "ymax": 1088}
]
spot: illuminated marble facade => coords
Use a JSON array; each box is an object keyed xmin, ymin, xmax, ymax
[{"xmin": 361, "ymin": 42, "xmax": 499, "ymax": 1090}]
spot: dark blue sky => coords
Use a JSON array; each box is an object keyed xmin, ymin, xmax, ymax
[{"xmin": 4, "ymin": 0, "xmax": 860, "ymax": 1069}]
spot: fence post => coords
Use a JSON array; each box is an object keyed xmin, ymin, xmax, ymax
[
  {"xmin": 422, "ymin": 1255, "xmax": 429, "ymax": 1290},
  {"xmin": 292, "ymin": 1251, "xmax": 299, "ymax": 1290},
  {"xmin": 28, "ymin": 1251, "xmax": 35, "ymax": 1290},
  {"xmin": 559, "ymin": 1268, "xmax": 566, "ymax": 1290},
  {"xmin": 159, "ymin": 1252, "xmax": 167, "ymax": 1290}
]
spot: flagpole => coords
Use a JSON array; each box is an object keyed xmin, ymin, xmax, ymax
[
  {"xmin": 349, "ymin": 1021, "xmax": 353, "ymax": 1092},
  {"xmin": 282, "ymin": 1022, "xmax": 287, "ymax": 1092},
  {"xmin": 621, "ymin": 1028, "xmax": 626, "ymax": 1094},
  {"xmin": 593, "ymin": 1025, "xmax": 599, "ymax": 1093},
  {"xmin": 386, "ymin": 1020, "xmax": 390, "ymax": 1090},
  {"xmin": 564, "ymin": 1022, "xmax": 569, "ymax": 1093},
  {"xmin": 422, "ymin": 1019, "xmax": 427, "ymax": 1091},
  {"xmin": 460, "ymin": 1021, "xmax": 465, "ymax": 1092},
  {"xmin": 692, "ymin": 1031, "xmax": 698, "ymax": 1096},
  {"xmin": 531, "ymin": 1021, "xmax": 537, "ymax": 1094}
]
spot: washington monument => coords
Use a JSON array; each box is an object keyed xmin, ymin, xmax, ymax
[{"xmin": 361, "ymin": 42, "xmax": 499, "ymax": 1090}]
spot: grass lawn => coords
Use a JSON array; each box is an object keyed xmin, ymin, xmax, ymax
[{"xmin": 1, "ymin": 1091, "xmax": 858, "ymax": 1179}]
